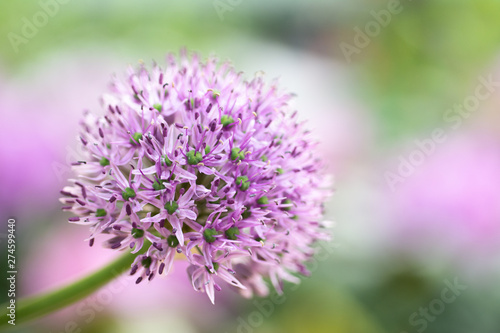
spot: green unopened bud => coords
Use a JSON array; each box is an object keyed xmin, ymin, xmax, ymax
[
  {"xmin": 203, "ymin": 228, "xmax": 218, "ymax": 243},
  {"xmin": 99, "ymin": 157, "xmax": 110, "ymax": 166},
  {"xmin": 236, "ymin": 176, "xmax": 247, "ymax": 186},
  {"xmin": 261, "ymin": 155, "xmax": 268, "ymax": 162},
  {"xmin": 231, "ymin": 148, "xmax": 246, "ymax": 161},
  {"xmin": 225, "ymin": 227, "xmax": 240, "ymax": 240},
  {"xmin": 282, "ymin": 199, "xmax": 293, "ymax": 211},
  {"xmin": 130, "ymin": 132, "xmax": 143, "ymax": 145},
  {"xmin": 153, "ymin": 180, "xmax": 166, "ymax": 191},
  {"xmin": 163, "ymin": 155, "xmax": 173, "ymax": 167},
  {"xmin": 186, "ymin": 150, "xmax": 203, "ymax": 165},
  {"xmin": 164, "ymin": 200, "xmax": 178, "ymax": 214},
  {"xmin": 132, "ymin": 228, "xmax": 144, "ymax": 239},
  {"xmin": 141, "ymin": 256, "xmax": 152, "ymax": 268},
  {"xmin": 257, "ymin": 196, "xmax": 269, "ymax": 205},
  {"xmin": 231, "ymin": 148, "xmax": 241, "ymax": 161},
  {"xmin": 167, "ymin": 234, "xmax": 179, "ymax": 247},
  {"xmin": 240, "ymin": 181, "xmax": 250, "ymax": 191},
  {"xmin": 205, "ymin": 145, "xmax": 211, "ymax": 155},
  {"xmin": 122, "ymin": 187, "xmax": 136, "ymax": 201},
  {"xmin": 236, "ymin": 175, "xmax": 250, "ymax": 191},
  {"xmin": 276, "ymin": 168, "xmax": 284, "ymax": 175},
  {"xmin": 242, "ymin": 207, "xmax": 252, "ymax": 219},
  {"xmin": 221, "ymin": 115, "xmax": 234, "ymax": 127},
  {"xmin": 95, "ymin": 208, "xmax": 107, "ymax": 217},
  {"xmin": 153, "ymin": 103, "xmax": 162, "ymax": 112}
]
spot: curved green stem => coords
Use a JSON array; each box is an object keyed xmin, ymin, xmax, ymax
[{"xmin": 1, "ymin": 248, "xmax": 145, "ymax": 330}]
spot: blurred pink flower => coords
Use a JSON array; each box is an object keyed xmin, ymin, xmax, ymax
[
  {"xmin": 386, "ymin": 133, "xmax": 500, "ymax": 262},
  {"xmin": 0, "ymin": 53, "xmax": 117, "ymax": 221}
]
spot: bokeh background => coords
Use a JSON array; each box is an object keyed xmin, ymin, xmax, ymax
[{"xmin": 1, "ymin": 0, "xmax": 500, "ymax": 332}]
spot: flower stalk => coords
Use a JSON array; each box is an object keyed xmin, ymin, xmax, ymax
[{"xmin": 0, "ymin": 246, "xmax": 146, "ymax": 329}]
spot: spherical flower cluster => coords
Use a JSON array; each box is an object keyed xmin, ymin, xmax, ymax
[{"xmin": 61, "ymin": 51, "xmax": 332, "ymax": 303}]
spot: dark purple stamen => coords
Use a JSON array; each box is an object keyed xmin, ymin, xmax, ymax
[
  {"xmin": 209, "ymin": 120, "xmax": 216, "ymax": 132},
  {"xmin": 75, "ymin": 182, "xmax": 87, "ymax": 199}
]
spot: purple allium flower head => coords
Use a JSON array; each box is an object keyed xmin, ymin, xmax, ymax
[{"xmin": 61, "ymin": 50, "xmax": 332, "ymax": 303}]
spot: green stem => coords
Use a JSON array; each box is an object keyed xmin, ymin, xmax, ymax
[{"xmin": 1, "ymin": 248, "xmax": 145, "ymax": 329}]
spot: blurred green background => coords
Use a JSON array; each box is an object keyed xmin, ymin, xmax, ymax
[{"xmin": 2, "ymin": 0, "xmax": 500, "ymax": 332}]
